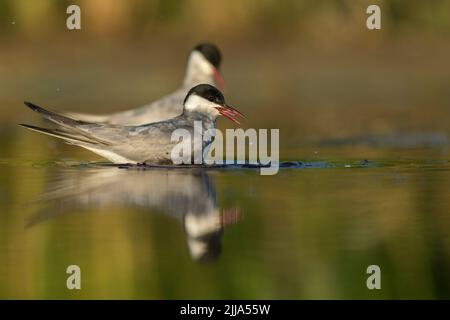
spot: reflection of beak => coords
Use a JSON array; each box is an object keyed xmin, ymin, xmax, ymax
[
  {"xmin": 213, "ymin": 68, "xmax": 225, "ymax": 91},
  {"xmin": 215, "ymin": 104, "xmax": 245, "ymax": 125},
  {"xmin": 222, "ymin": 207, "xmax": 240, "ymax": 227}
]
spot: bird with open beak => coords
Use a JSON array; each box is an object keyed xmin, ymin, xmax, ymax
[
  {"xmin": 64, "ymin": 43, "xmax": 226, "ymax": 126},
  {"xmin": 20, "ymin": 84, "xmax": 244, "ymax": 165}
]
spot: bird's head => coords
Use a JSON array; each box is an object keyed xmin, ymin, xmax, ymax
[
  {"xmin": 183, "ymin": 84, "xmax": 244, "ymax": 124},
  {"xmin": 187, "ymin": 43, "xmax": 225, "ymax": 90}
]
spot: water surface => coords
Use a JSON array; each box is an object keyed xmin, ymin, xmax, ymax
[{"xmin": 1, "ymin": 130, "xmax": 449, "ymax": 299}]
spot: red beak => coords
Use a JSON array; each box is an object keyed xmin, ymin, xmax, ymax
[
  {"xmin": 215, "ymin": 104, "xmax": 245, "ymax": 125},
  {"xmin": 213, "ymin": 68, "xmax": 225, "ymax": 91}
]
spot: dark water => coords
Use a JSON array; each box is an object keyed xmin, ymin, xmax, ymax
[{"xmin": 1, "ymin": 130, "xmax": 450, "ymax": 299}]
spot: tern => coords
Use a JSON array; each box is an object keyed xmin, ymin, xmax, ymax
[
  {"xmin": 20, "ymin": 84, "xmax": 244, "ymax": 165},
  {"xmin": 65, "ymin": 43, "xmax": 225, "ymax": 125},
  {"xmin": 27, "ymin": 168, "xmax": 239, "ymax": 262}
]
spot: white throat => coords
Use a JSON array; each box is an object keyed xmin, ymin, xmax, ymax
[
  {"xmin": 184, "ymin": 95, "xmax": 220, "ymax": 120},
  {"xmin": 183, "ymin": 51, "xmax": 216, "ymax": 87}
]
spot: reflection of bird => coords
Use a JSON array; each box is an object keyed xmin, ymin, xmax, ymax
[
  {"xmin": 65, "ymin": 43, "xmax": 225, "ymax": 125},
  {"xmin": 20, "ymin": 84, "xmax": 244, "ymax": 164},
  {"xmin": 27, "ymin": 167, "xmax": 239, "ymax": 262}
]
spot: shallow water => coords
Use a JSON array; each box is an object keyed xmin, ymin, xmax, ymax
[{"xmin": 1, "ymin": 129, "xmax": 450, "ymax": 299}]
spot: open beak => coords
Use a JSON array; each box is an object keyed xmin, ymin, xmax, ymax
[
  {"xmin": 215, "ymin": 104, "xmax": 245, "ymax": 125},
  {"xmin": 213, "ymin": 68, "xmax": 225, "ymax": 91}
]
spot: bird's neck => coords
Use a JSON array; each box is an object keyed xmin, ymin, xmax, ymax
[
  {"xmin": 183, "ymin": 95, "xmax": 220, "ymax": 124},
  {"xmin": 183, "ymin": 110, "xmax": 217, "ymax": 128},
  {"xmin": 183, "ymin": 52, "xmax": 215, "ymax": 88},
  {"xmin": 183, "ymin": 69, "xmax": 215, "ymax": 88}
]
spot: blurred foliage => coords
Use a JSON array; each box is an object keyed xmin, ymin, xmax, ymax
[
  {"xmin": 0, "ymin": 0, "xmax": 449, "ymax": 42},
  {"xmin": 0, "ymin": 0, "xmax": 449, "ymax": 137}
]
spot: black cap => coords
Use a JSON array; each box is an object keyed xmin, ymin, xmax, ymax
[
  {"xmin": 184, "ymin": 84, "xmax": 225, "ymax": 105},
  {"xmin": 193, "ymin": 43, "xmax": 222, "ymax": 68}
]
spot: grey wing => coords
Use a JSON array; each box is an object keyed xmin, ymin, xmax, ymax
[
  {"xmin": 61, "ymin": 88, "xmax": 187, "ymax": 126},
  {"xmin": 101, "ymin": 122, "xmax": 182, "ymax": 163},
  {"xmin": 106, "ymin": 88, "xmax": 187, "ymax": 125},
  {"xmin": 22, "ymin": 101, "xmax": 187, "ymax": 163},
  {"xmin": 23, "ymin": 102, "xmax": 115, "ymax": 146}
]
